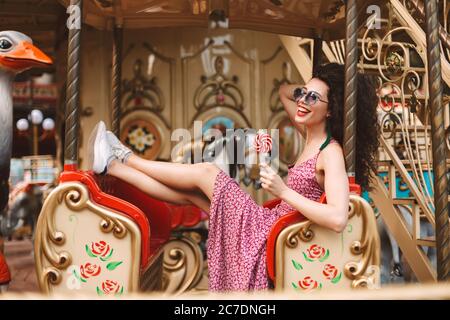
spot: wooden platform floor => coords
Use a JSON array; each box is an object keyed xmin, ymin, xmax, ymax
[{"xmin": 3, "ymin": 239, "xmax": 39, "ymax": 293}]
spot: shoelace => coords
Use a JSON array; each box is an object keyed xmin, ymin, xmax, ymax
[{"xmin": 111, "ymin": 145, "xmax": 129, "ymax": 161}]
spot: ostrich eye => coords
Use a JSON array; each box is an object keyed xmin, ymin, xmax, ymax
[{"xmin": 0, "ymin": 38, "xmax": 12, "ymax": 50}]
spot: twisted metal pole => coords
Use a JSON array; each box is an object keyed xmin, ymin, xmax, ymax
[
  {"xmin": 425, "ymin": 0, "xmax": 450, "ymax": 281},
  {"xmin": 343, "ymin": 0, "xmax": 358, "ymax": 176},
  {"xmin": 111, "ymin": 22, "xmax": 123, "ymax": 136},
  {"xmin": 64, "ymin": 0, "xmax": 83, "ymax": 168}
]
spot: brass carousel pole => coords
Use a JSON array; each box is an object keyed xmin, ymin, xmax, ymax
[
  {"xmin": 111, "ymin": 20, "xmax": 123, "ymax": 136},
  {"xmin": 424, "ymin": 0, "xmax": 450, "ymax": 281},
  {"xmin": 343, "ymin": 0, "xmax": 358, "ymax": 176},
  {"xmin": 64, "ymin": 0, "xmax": 83, "ymax": 168}
]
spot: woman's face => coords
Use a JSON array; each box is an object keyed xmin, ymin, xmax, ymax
[{"xmin": 294, "ymin": 78, "xmax": 329, "ymax": 127}]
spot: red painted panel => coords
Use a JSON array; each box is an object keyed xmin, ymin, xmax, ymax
[
  {"xmin": 167, "ymin": 204, "xmax": 206, "ymax": 229},
  {"xmin": 0, "ymin": 252, "xmax": 11, "ymax": 285}
]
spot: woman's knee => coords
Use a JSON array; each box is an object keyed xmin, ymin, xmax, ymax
[{"xmin": 194, "ymin": 162, "xmax": 219, "ymax": 176}]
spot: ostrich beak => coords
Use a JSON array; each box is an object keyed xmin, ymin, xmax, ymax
[{"xmin": 0, "ymin": 41, "xmax": 52, "ymax": 72}]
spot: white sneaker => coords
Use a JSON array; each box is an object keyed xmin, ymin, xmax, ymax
[
  {"xmin": 88, "ymin": 121, "xmax": 115, "ymax": 174},
  {"xmin": 106, "ymin": 131, "xmax": 132, "ymax": 164}
]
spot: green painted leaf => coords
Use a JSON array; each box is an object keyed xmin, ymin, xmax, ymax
[
  {"xmin": 319, "ymin": 249, "xmax": 330, "ymax": 262},
  {"xmin": 302, "ymin": 252, "xmax": 314, "ymax": 262},
  {"xmin": 106, "ymin": 261, "xmax": 123, "ymax": 271},
  {"xmin": 318, "ymin": 283, "xmax": 323, "ymax": 290},
  {"xmin": 291, "ymin": 259, "xmax": 303, "ymax": 270},
  {"xmin": 331, "ymin": 272, "xmax": 342, "ymax": 284},
  {"xmin": 115, "ymin": 286, "xmax": 124, "ymax": 296},
  {"xmin": 347, "ymin": 224, "xmax": 353, "ymax": 233},
  {"xmin": 73, "ymin": 269, "xmax": 87, "ymax": 283},
  {"xmin": 96, "ymin": 286, "xmax": 103, "ymax": 296},
  {"xmin": 85, "ymin": 244, "xmax": 97, "ymax": 258},
  {"xmin": 100, "ymin": 249, "xmax": 114, "ymax": 262},
  {"xmin": 291, "ymin": 282, "xmax": 298, "ymax": 289}
]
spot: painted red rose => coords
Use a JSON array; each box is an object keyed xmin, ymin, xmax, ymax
[
  {"xmin": 80, "ymin": 263, "xmax": 101, "ymax": 279},
  {"xmin": 298, "ymin": 276, "xmax": 318, "ymax": 290},
  {"xmin": 91, "ymin": 241, "xmax": 111, "ymax": 257},
  {"xmin": 306, "ymin": 244, "xmax": 326, "ymax": 260},
  {"xmin": 322, "ymin": 264, "xmax": 338, "ymax": 280},
  {"xmin": 101, "ymin": 280, "xmax": 121, "ymax": 295}
]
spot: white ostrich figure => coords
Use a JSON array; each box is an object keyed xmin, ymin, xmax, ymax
[
  {"xmin": 0, "ymin": 30, "xmax": 52, "ymax": 291},
  {"xmin": 0, "ymin": 31, "xmax": 52, "ymax": 212}
]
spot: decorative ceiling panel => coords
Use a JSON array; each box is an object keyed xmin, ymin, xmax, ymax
[
  {"xmin": 57, "ymin": 0, "xmax": 382, "ymax": 40},
  {"xmin": 60, "ymin": 0, "xmax": 209, "ymax": 29}
]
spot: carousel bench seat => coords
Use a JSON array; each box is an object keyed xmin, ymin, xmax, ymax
[
  {"xmin": 34, "ymin": 169, "xmax": 206, "ymax": 295},
  {"xmin": 264, "ymin": 180, "xmax": 381, "ymax": 293},
  {"xmin": 90, "ymin": 173, "xmax": 171, "ymax": 265},
  {"xmin": 92, "ymin": 173, "xmax": 207, "ymax": 294}
]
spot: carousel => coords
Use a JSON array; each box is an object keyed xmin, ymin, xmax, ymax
[{"xmin": 0, "ymin": 0, "xmax": 448, "ymax": 296}]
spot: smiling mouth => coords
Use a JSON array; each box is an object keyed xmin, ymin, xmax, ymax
[{"xmin": 297, "ymin": 105, "xmax": 311, "ymax": 115}]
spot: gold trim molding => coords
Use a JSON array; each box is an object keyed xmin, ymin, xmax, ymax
[{"xmin": 161, "ymin": 235, "xmax": 204, "ymax": 295}]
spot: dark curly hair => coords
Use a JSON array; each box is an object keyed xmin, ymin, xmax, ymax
[{"xmin": 312, "ymin": 63, "xmax": 380, "ymax": 190}]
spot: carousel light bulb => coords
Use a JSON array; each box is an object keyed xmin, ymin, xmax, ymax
[
  {"xmin": 30, "ymin": 109, "xmax": 44, "ymax": 125},
  {"xmin": 16, "ymin": 118, "xmax": 29, "ymax": 131},
  {"xmin": 42, "ymin": 118, "xmax": 55, "ymax": 131}
]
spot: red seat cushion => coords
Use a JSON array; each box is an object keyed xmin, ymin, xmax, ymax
[{"xmin": 167, "ymin": 204, "xmax": 206, "ymax": 229}]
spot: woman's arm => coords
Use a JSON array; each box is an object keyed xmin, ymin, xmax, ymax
[
  {"xmin": 260, "ymin": 144, "xmax": 349, "ymax": 232},
  {"xmin": 279, "ymin": 84, "xmax": 306, "ymax": 138}
]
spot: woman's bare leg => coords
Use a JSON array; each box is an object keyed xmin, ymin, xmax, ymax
[
  {"xmin": 126, "ymin": 155, "xmax": 220, "ymax": 201},
  {"xmin": 108, "ymin": 160, "xmax": 211, "ymax": 213}
]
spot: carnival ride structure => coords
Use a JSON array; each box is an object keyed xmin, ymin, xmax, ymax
[{"xmin": 5, "ymin": 0, "xmax": 445, "ymax": 295}]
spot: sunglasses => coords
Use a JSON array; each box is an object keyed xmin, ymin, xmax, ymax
[{"xmin": 293, "ymin": 87, "xmax": 328, "ymax": 106}]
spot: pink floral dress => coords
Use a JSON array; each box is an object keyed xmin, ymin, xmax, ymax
[{"xmin": 207, "ymin": 145, "xmax": 331, "ymax": 292}]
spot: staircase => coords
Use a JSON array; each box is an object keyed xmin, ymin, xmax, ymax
[
  {"xmin": 279, "ymin": 0, "xmax": 449, "ymax": 283},
  {"xmin": 369, "ymin": 136, "xmax": 437, "ymax": 282}
]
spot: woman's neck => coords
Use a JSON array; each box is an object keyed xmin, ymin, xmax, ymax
[{"xmin": 304, "ymin": 123, "xmax": 328, "ymax": 147}]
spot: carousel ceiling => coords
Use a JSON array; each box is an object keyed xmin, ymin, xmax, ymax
[
  {"xmin": 58, "ymin": 0, "xmax": 382, "ymax": 40},
  {"xmin": 0, "ymin": 0, "xmax": 66, "ymax": 60}
]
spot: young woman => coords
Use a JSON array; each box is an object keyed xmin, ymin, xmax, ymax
[{"xmin": 88, "ymin": 63, "xmax": 380, "ymax": 292}]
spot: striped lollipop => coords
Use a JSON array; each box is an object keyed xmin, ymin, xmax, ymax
[{"xmin": 253, "ymin": 132, "xmax": 272, "ymax": 153}]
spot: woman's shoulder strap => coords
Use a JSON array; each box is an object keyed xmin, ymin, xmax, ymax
[
  {"xmin": 319, "ymin": 129, "xmax": 332, "ymax": 151},
  {"xmin": 319, "ymin": 136, "xmax": 339, "ymax": 152}
]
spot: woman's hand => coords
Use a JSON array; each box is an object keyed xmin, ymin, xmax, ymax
[{"xmin": 259, "ymin": 163, "xmax": 289, "ymax": 198}]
